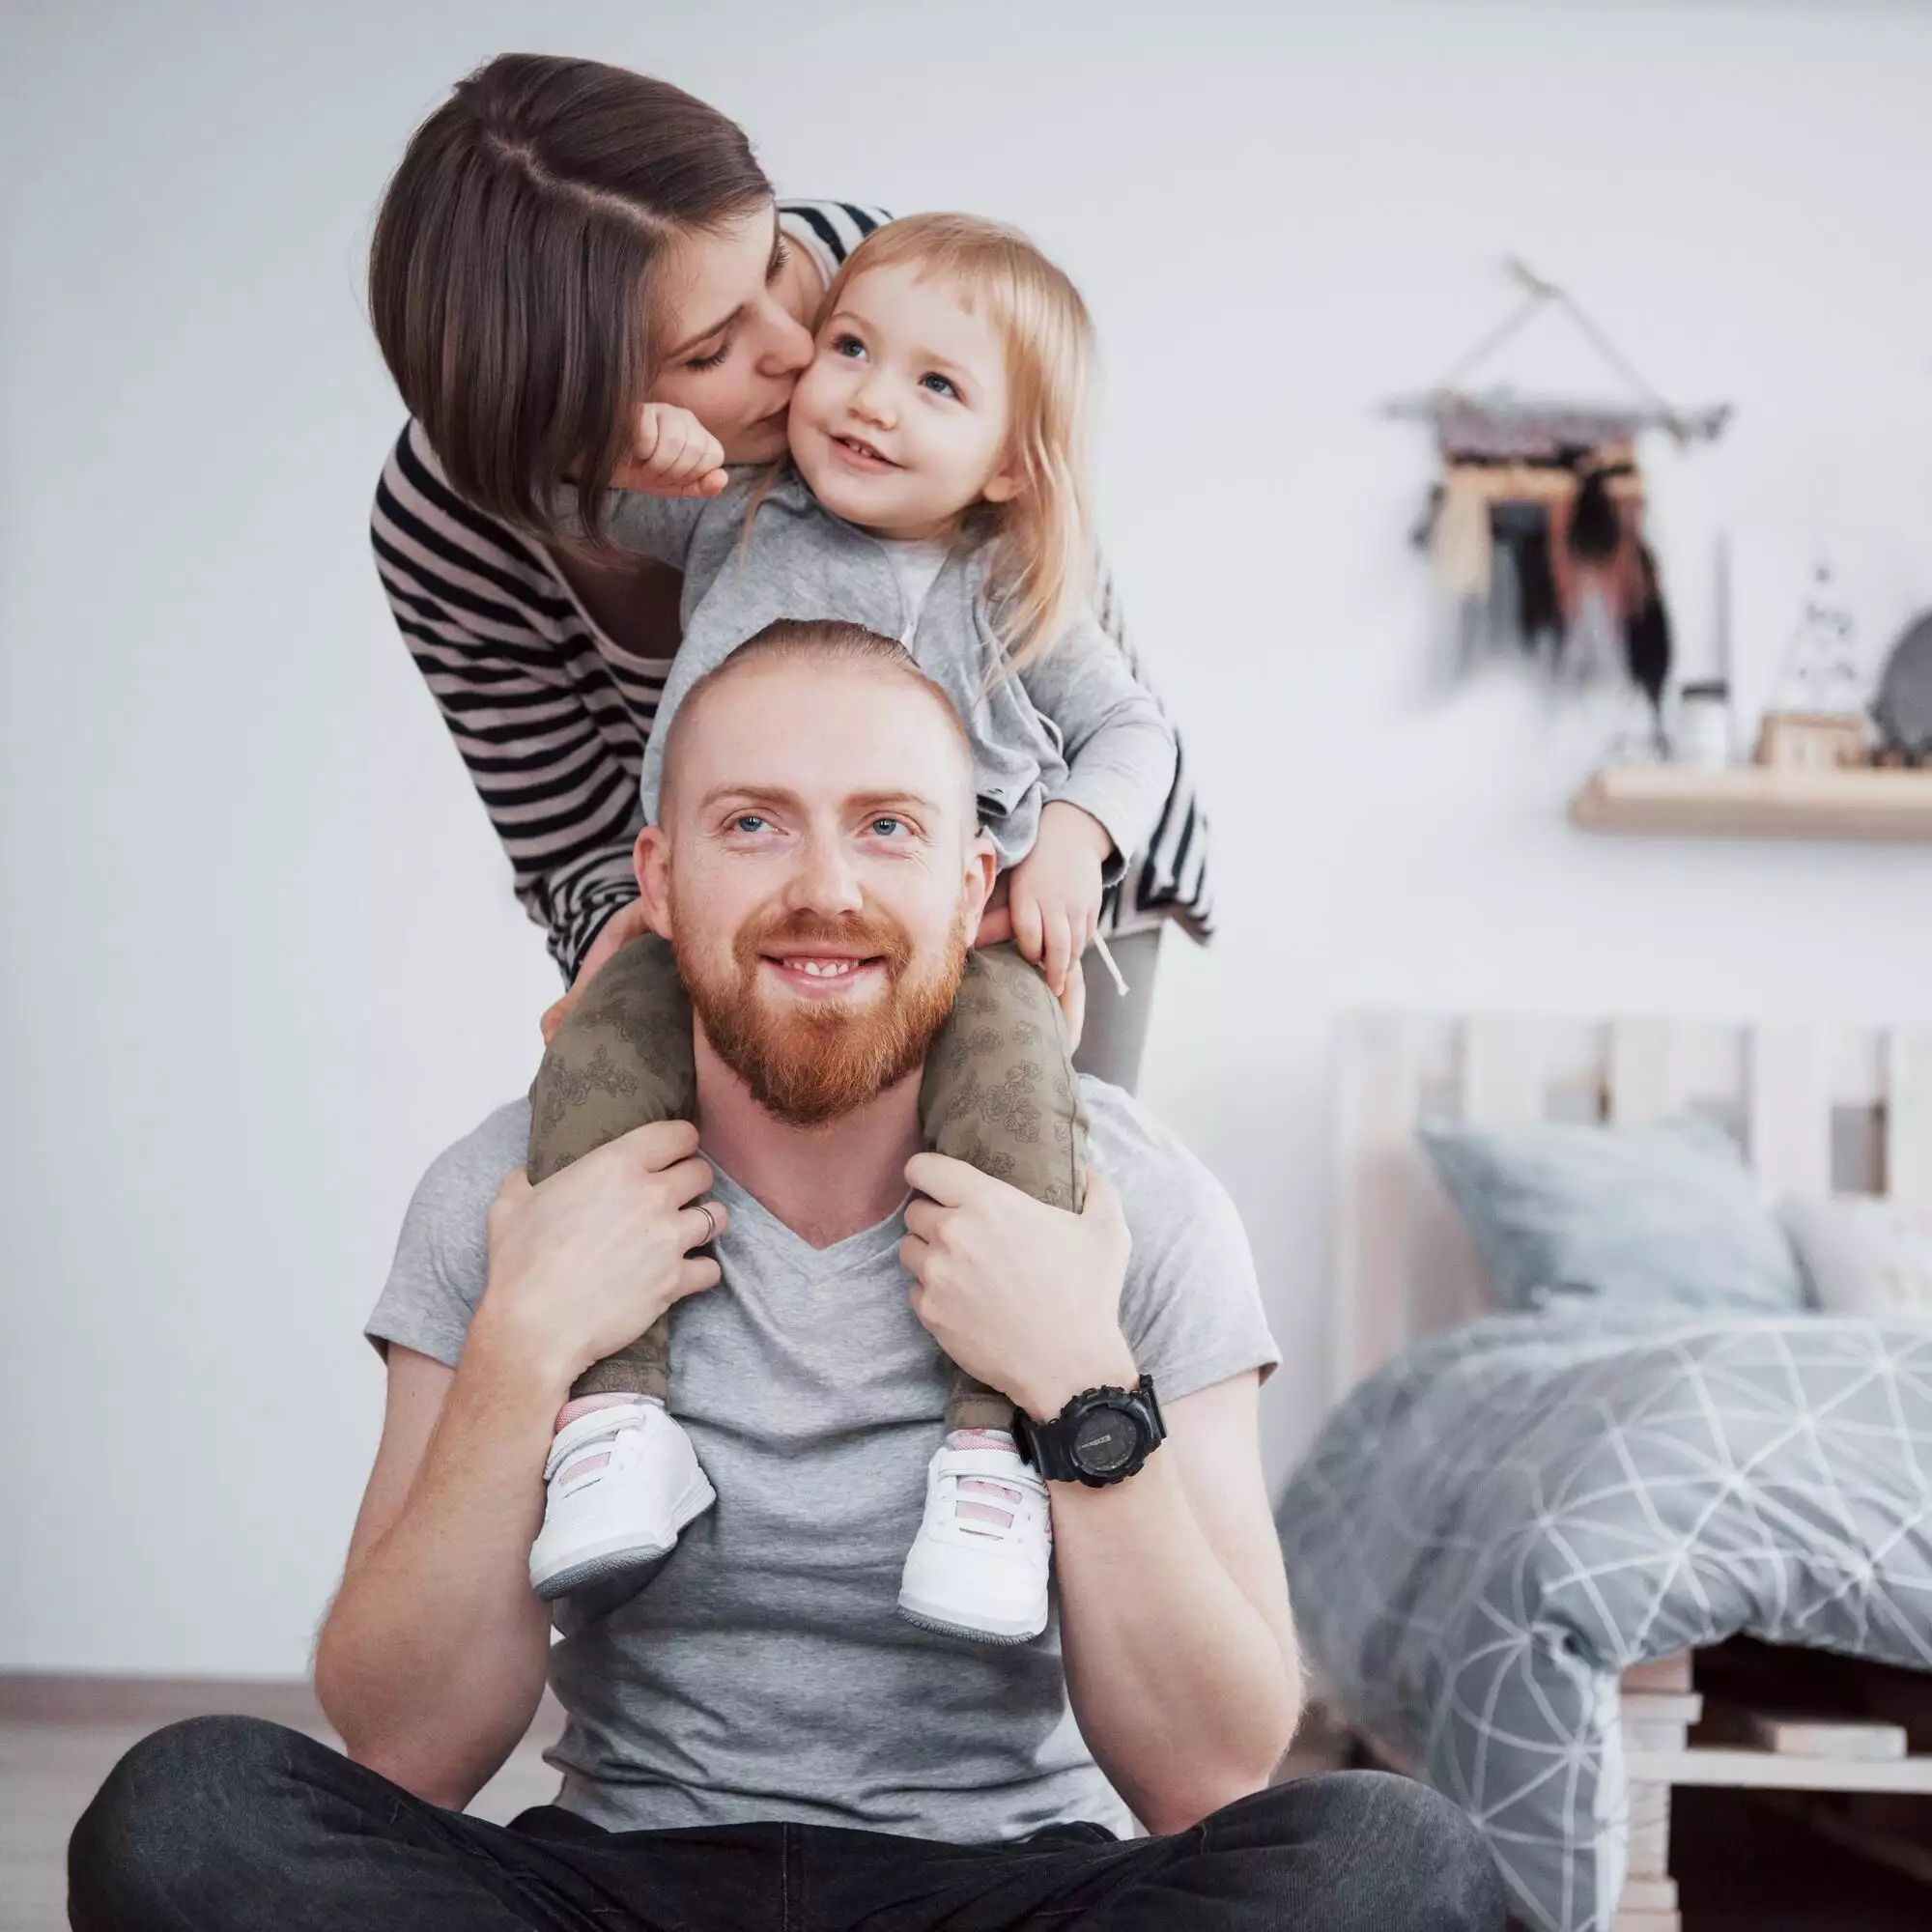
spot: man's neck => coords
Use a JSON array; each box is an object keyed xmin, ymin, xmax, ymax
[{"xmin": 693, "ymin": 1031, "xmax": 922, "ymax": 1250}]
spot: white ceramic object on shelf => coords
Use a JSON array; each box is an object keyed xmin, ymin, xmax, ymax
[{"xmin": 1675, "ymin": 680, "xmax": 1734, "ymax": 770}]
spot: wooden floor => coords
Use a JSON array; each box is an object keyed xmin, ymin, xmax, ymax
[{"xmin": 2, "ymin": 1706, "xmax": 566, "ymax": 1932}]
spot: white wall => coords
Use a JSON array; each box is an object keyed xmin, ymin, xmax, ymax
[{"xmin": 4, "ymin": 0, "xmax": 1930, "ymax": 1675}]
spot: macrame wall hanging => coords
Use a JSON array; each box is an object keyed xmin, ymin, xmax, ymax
[{"xmin": 1396, "ymin": 260, "xmax": 1731, "ymax": 747}]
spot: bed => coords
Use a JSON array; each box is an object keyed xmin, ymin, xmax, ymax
[{"xmin": 1275, "ymin": 1010, "xmax": 1932, "ymax": 1932}]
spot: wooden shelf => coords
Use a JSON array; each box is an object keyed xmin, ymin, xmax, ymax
[{"xmin": 1571, "ymin": 765, "xmax": 1932, "ymax": 841}]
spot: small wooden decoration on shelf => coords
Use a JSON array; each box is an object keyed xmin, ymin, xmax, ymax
[
  {"xmin": 1755, "ymin": 712, "xmax": 1868, "ymax": 772},
  {"xmin": 1574, "ymin": 623, "xmax": 1932, "ymax": 840}
]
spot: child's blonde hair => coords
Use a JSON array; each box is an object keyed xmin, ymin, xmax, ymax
[{"xmin": 822, "ymin": 213, "xmax": 1099, "ymax": 676}]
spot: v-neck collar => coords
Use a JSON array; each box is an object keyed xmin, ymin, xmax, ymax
[{"xmin": 704, "ymin": 1158, "xmax": 910, "ymax": 1275}]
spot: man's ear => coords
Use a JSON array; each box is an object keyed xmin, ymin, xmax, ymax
[
  {"xmin": 633, "ymin": 824, "xmax": 675, "ymax": 940},
  {"xmin": 962, "ymin": 833, "xmax": 999, "ymax": 924}
]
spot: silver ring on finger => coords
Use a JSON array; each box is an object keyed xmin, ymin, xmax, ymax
[{"xmin": 696, "ymin": 1202, "xmax": 719, "ymax": 1246}]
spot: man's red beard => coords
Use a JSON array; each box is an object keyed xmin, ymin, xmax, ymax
[{"xmin": 671, "ymin": 895, "xmax": 970, "ymax": 1127}]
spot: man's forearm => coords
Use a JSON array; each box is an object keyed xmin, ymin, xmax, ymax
[
  {"xmin": 314, "ymin": 1316, "xmax": 562, "ymax": 1808},
  {"xmin": 1054, "ymin": 1452, "xmax": 1302, "ymax": 1836}
]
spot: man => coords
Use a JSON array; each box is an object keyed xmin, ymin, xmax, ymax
[{"xmin": 70, "ymin": 623, "xmax": 1502, "ymax": 1929}]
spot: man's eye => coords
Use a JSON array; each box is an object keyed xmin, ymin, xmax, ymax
[
  {"xmin": 870, "ymin": 816, "xmax": 905, "ymax": 837},
  {"xmin": 919, "ymin": 373, "xmax": 957, "ymax": 398},
  {"xmin": 732, "ymin": 813, "xmax": 768, "ymax": 834}
]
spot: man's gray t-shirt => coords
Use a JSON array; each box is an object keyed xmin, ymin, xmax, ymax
[{"xmin": 365, "ymin": 1080, "xmax": 1278, "ymax": 1843}]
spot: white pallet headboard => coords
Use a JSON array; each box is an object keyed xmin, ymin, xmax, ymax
[{"xmin": 1329, "ymin": 1010, "xmax": 1932, "ymax": 1415}]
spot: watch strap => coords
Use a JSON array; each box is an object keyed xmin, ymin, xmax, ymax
[
  {"xmin": 1015, "ymin": 1375, "xmax": 1164, "ymax": 1486},
  {"xmin": 1012, "ymin": 1407, "xmax": 1080, "ymax": 1483}
]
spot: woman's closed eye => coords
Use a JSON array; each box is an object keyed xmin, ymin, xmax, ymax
[{"xmin": 686, "ymin": 337, "xmax": 731, "ymax": 372}]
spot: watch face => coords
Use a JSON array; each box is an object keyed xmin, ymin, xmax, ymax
[{"xmin": 1071, "ymin": 1406, "xmax": 1140, "ymax": 1476}]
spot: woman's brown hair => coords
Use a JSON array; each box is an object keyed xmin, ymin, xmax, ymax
[{"xmin": 369, "ymin": 54, "xmax": 771, "ymax": 545}]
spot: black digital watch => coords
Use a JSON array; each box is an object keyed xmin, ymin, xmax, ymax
[{"xmin": 1012, "ymin": 1375, "xmax": 1166, "ymax": 1488}]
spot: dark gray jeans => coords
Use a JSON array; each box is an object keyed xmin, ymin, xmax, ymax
[{"xmin": 70, "ymin": 1717, "xmax": 1504, "ymax": 1931}]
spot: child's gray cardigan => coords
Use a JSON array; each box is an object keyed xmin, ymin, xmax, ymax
[{"xmin": 602, "ymin": 469, "xmax": 1178, "ymax": 874}]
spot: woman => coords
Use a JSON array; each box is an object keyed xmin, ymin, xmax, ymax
[{"xmin": 367, "ymin": 52, "xmax": 1209, "ymax": 1089}]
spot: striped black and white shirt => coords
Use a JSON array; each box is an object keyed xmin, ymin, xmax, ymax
[{"xmin": 373, "ymin": 199, "xmax": 1212, "ymax": 982}]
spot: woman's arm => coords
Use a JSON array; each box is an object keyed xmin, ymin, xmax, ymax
[
  {"xmin": 1086, "ymin": 569, "xmax": 1215, "ymax": 943},
  {"xmin": 373, "ymin": 428, "xmax": 644, "ymax": 980}
]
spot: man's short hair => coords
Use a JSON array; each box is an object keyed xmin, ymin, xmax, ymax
[{"xmin": 658, "ymin": 618, "xmax": 976, "ymax": 816}]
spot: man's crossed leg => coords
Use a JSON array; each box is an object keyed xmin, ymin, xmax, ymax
[{"xmin": 70, "ymin": 1716, "xmax": 1503, "ymax": 1931}]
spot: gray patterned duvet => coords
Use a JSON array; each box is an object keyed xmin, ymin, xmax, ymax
[{"xmin": 1276, "ymin": 1311, "xmax": 1932, "ymax": 1932}]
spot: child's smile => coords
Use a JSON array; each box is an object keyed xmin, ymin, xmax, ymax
[{"xmin": 827, "ymin": 430, "xmax": 902, "ymax": 471}]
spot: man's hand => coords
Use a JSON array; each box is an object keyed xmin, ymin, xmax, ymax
[
  {"xmin": 479, "ymin": 1121, "xmax": 726, "ymax": 1386},
  {"xmin": 611, "ymin": 403, "xmax": 728, "ymax": 498},
  {"xmin": 542, "ymin": 899, "xmax": 656, "ymax": 1045},
  {"xmin": 1006, "ymin": 802, "xmax": 1111, "ymax": 998},
  {"xmin": 899, "ymin": 1157, "xmax": 1135, "ymax": 1421}
]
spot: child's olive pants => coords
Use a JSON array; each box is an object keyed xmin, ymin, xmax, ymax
[{"xmin": 527, "ymin": 934, "xmax": 1088, "ymax": 1434}]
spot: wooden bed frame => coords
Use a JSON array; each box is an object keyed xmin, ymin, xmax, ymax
[{"xmin": 1326, "ymin": 1009, "xmax": 1932, "ymax": 1932}]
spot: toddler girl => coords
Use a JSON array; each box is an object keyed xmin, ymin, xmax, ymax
[{"xmin": 528, "ymin": 214, "xmax": 1177, "ymax": 1643}]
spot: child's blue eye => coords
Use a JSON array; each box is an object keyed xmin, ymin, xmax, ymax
[
  {"xmin": 833, "ymin": 334, "xmax": 866, "ymax": 359},
  {"xmin": 920, "ymin": 373, "xmax": 957, "ymax": 398}
]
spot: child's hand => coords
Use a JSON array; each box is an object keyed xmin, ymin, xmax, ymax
[
  {"xmin": 974, "ymin": 876, "xmax": 1086, "ymax": 1047},
  {"xmin": 616, "ymin": 404, "xmax": 728, "ymax": 498},
  {"xmin": 1007, "ymin": 802, "xmax": 1112, "ymax": 999}
]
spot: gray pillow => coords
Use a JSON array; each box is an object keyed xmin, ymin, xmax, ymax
[
  {"xmin": 1420, "ymin": 1115, "xmax": 1806, "ymax": 1314},
  {"xmin": 1780, "ymin": 1196, "xmax": 1932, "ymax": 1322}
]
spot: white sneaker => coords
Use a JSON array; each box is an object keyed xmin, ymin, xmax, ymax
[
  {"xmin": 896, "ymin": 1435, "xmax": 1052, "ymax": 1643},
  {"xmin": 528, "ymin": 1402, "xmax": 716, "ymax": 1602}
]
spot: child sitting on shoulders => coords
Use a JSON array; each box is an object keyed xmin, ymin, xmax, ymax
[{"xmin": 527, "ymin": 214, "xmax": 1177, "ymax": 1646}]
